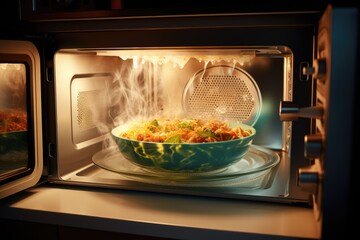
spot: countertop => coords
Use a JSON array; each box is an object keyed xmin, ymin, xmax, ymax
[{"xmin": 0, "ymin": 183, "xmax": 320, "ymax": 240}]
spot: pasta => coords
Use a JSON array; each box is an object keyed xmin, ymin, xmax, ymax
[{"xmin": 120, "ymin": 118, "xmax": 253, "ymax": 143}]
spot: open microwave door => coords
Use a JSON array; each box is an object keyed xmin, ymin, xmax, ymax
[{"xmin": 0, "ymin": 40, "xmax": 43, "ymax": 199}]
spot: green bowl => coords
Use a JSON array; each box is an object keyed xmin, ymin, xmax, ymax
[{"xmin": 111, "ymin": 123, "xmax": 256, "ymax": 173}]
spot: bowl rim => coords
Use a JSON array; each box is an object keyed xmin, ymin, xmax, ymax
[{"xmin": 111, "ymin": 122, "xmax": 256, "ymax": 146}]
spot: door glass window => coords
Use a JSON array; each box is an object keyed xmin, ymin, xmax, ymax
[{"xmin": 0, "ymin": 63, "xmax": 30, "ymax": 183}]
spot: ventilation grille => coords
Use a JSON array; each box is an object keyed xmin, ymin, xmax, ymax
[
  {"xmin": 183, "ymin": 65, "xmax": 262, "ymax": 125},
  {"xmin": 77, "ymin": 90, "xmax": 102, "ymax": 131},
  {"xmin": 188, "ymin": 75, "xmax": 254, "ymax": 121}
]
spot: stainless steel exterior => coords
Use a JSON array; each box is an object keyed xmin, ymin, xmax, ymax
[{"xmin": 311, "ymin": 6, "xmax": 357, "ymax": 237}]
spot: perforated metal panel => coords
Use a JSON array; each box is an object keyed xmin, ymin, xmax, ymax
[
  {"xmin": 70, "ymin": 73, "xmax": 112, "ymax": 145},
  {"xmin": 183, "ymin": 65, "xmax": 262, "ymax": 126},
  {"xmin": 77, "ymin": 90, "xmax": 102, "ymax": 131}
]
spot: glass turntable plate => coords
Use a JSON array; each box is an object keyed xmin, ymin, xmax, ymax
[{"xmin": 92, "ymin": 145, "xmax": 280, "ymax": 187}]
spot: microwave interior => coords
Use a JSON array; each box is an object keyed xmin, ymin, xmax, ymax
[{"xmin": 49, "ymin": 46, "xmax": 311, "ymax": 203}]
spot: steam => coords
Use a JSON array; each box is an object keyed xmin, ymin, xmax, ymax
[
  {"xmin": 0, "ymin": 64, "xmax": 27, "ymax": 110},
  {"xmin": 94, "ymin": 50, "xmax": 256, "ymax": 150},
  {"xmin": 109, "ymin": 60, "xmax": 163, "ymax": 126}
]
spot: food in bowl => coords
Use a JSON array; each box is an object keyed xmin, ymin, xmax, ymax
[
  {"xmin": 112, "ymin": 118, "xmax": 256, "ymax": 173},
  {"xmin": 120, "ymin": 118, "xmax": 253, "ymax": 143}
]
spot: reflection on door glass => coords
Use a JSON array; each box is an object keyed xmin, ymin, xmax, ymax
[{"xmin": 0, "ymin": 63, "xmax": 29, "ymax": 178}]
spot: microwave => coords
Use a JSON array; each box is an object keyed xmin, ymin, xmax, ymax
[{"xmin": 0, "ymin": 1, "xmax": 358, "ymax": 239}]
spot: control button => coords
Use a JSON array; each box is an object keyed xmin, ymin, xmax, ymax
[
  {"xmin": 279, "ymin": 101, "xmax": 324, "ymax": 121},
  {"xmin": 304, "ymin": 134, "xmax": 323, "ymax": 158},
  {"xmin": 298, "ymin": 162, "xmax": 322, "ymax": 194}
]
